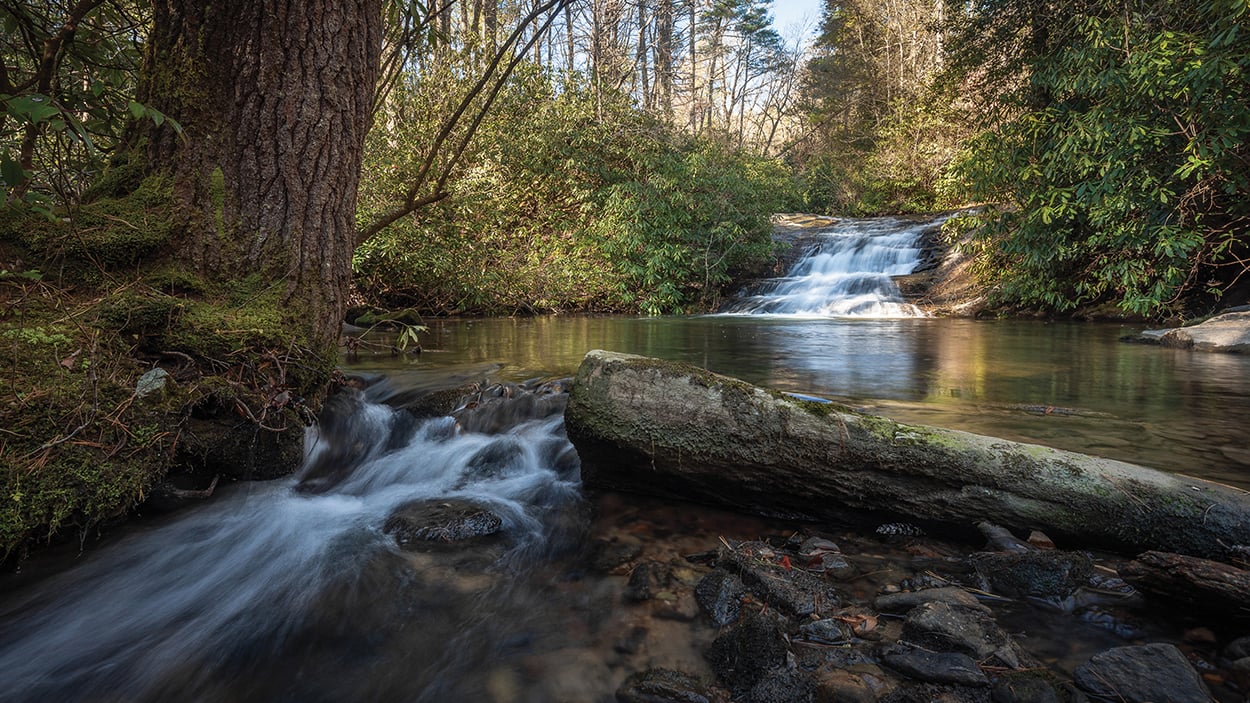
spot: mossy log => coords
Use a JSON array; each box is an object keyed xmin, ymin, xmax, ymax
[{"xmin": 565, "ymin": 350, "xmax": 1250, "ymax": 559}]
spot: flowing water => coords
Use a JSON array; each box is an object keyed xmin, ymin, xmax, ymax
[
  {"xmin": 3, "ymin": 217, "xmax": 1250, "ymax": 701},
  {"xmin": 721, "ymin": 216, "xmax": 939, "ymax": 317}
]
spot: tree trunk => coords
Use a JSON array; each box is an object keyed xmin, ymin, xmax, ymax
[
  {"xmin": 654, "ymin": 0, "xmax": 673, "ymax": 119},
  {"xmin": 138, "ymin": 0, "xmax": 382, "ymax": 353},
  {"xmin": 565, "ymin": 351, "xmax": 1250, "ymax": 560},
  {"xmin": 1121, "ymin": 551, "xmax": 1250, "ymax": 620}
]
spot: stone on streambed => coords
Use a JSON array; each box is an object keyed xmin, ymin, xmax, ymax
[
  {"xmin": 565, "ymin": 350, "xmax": 1250, "ymax": 559},
  {"xmin": 718, "ymin": 541, "xmax": 841, "ymax": 618},
  {"xmin": 616, "ymin": 667, "xmax": 725, "ymax": 703},
  {"xmin": 1073, "ymin": 643, "xmax": 1211, "ymax": 703},
  {"xmin": 881, "ymin": 645, "xmax": 988, "ymax": 687},
  {"xmin": 969, "ymin": 550, "xmax": 1093, "ymax": 600},
  {"xmin": 705, "ymin": 611, "xmax": 791, "ymax": 693},
  {"xmin": 383, "ymin": 499, "xmax": 503, "ymax": 551},
  {"xmin": 901, "ymin": 602, "xmax": 1035, "ymax": 669},
  {"xmin": 695, "ymin": 570, "xmax": 748, "ymax": 627}
]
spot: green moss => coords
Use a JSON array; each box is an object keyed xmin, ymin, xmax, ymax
[
  {"xmin": 97, "ymin": 289, "xmax": 184, "ymax": 334},
  {"xmin": 23, "ymin": 174, "xmax": 176, "ymax": 274}
]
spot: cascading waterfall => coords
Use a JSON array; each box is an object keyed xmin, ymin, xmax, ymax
[
  {"xmin": 722, "ymin": 215, "xmax": 945, "ymax": 318},
  {"xmin": 0, "ymin": 379, "xmax": 583, "ymax": 703}
]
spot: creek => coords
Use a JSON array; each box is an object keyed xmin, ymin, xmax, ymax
[{"xmin": 2, "ymin": 221, "xmax": 1249, "ymax": 702}]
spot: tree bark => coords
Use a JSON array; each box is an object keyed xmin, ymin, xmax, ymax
[
  {"xmin": 565, "ymin": 350, "xmax": 1250, "ymax": 560},
  {"xmin": 1121, "ymin": 551, "xmax": 1250, "ymax": 620},
  {"xmin": 138, "ymin": 0, "xmax": 381, "ymax": 353}
]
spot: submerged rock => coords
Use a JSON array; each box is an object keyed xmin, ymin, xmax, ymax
[
  {"xmin": 875, "ymin": 586, "xmax": 989, "ymax": 615},
  {"xmin": 902, "ymin": 602, "xmax": 1033, "ymax": 669},
  {"xmin": 616, "ymin": 668, "xmax": 722, "ymax": 703},
  {"xmin": 1073, "ymin": 643, "xmax": 1211, "ymax": 702},
  {"xmin": 383, "ymin": 499, "xmax": 503, "ymax": 551}
]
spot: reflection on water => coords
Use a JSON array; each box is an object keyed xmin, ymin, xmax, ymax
[{"xmin": 347, "ymin": 316, "xmax": 1250, "ymax": 488}]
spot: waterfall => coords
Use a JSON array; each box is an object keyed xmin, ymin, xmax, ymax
[{"xmin": 722, "ymin": 215, "xmax": 944, "ymax": 318}]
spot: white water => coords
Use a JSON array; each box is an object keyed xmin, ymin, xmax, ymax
[
  {"xmin": 723, "ymin": 216, "xmax": 944, "ymax": 318},
  {"xmin": 0, "ymin": 382, "xmax": 582, "ymax": 703}
]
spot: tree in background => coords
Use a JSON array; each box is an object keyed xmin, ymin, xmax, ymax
[{"xmin": 793, "ymin": 0, "xmax": 962, "ymax": 214}]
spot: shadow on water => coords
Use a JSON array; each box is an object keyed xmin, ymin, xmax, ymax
[{"xmin": 0, "ymin": 379, "xmax": 587, "ymax": 703}]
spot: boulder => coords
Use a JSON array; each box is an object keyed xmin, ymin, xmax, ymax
[
  {"xmin": 1073, "ymin": 643, "xmax": 1210, "ymax": 703},
  {"xmin": 1137, "ymin": 311, "xmax": 1250, "ymax": 353},
  {"xmin": 382, "ymin": 499, "xmax": 503, "ymax": 551},
  {"xmin": 565, "ymin": 350, "xmax": 1250, "ymax": 559}
]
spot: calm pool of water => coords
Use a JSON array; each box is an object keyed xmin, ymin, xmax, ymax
[{"xmin": 346, "ymin": 315, "xmax": 1250, "ymax": 489}]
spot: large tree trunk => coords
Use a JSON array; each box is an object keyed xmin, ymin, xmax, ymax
[
  {"xmin": 138, "ymin": 0, "xmax": 383, "ymax": 352},
  {"xmin": 565, "ymin": 351, "xmax": 1250, "ymax": 560}
]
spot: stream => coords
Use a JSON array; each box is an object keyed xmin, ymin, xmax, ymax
[{"xmin": 1, "ymin": 216, "xmax": 1249, "ymax": 702}]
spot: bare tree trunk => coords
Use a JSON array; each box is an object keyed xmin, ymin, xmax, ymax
[
  {"xmin": 637, "ymin": 0, "xmax": 650, "ymax": 109},
  {"xmin": 139, "ymin": 0, "xmax": 383, "ymax": 352},
  {"xmin": 654, "ymin": 0, "xmax": 673, "ymax": 119},
  {"xmin": 566, "ymin": 2, "xmax": 576, "ymax": 74}
]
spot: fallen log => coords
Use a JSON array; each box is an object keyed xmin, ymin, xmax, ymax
[
  {"xmin": 564, "ymin": 350, "xmax": 1250, "ymax": 560},
  {"xmin": 1120, "ymin": 551, "xmax": 1250, "ymax": 619}
]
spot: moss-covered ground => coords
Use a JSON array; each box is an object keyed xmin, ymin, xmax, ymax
[{"xmin": 0, "ymin": 182, "xmax": 326, "ymax": 562}]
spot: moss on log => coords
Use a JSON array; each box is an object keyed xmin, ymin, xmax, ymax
[{"xmin": 565, "ymin": 350, "xmax": 1250, "ymax": 559}]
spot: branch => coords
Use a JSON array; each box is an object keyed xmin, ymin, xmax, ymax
[{"xmin": 355, "ymin": 0, "xmax": 572, "ymax": 247}]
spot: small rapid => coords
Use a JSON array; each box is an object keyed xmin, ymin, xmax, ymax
[
  {"xmin": 0, "ymin": 378, "xmax": 583, "ymax": 703},
  {"xmin": 722, "ymin": 215, "xmax": 944, "ymax": 317}
]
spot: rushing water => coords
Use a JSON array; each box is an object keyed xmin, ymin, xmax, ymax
[
  {"xmin": 0, "ymin": 383, "xmax": 586, "ymax": 702},
  {"xmin": 721, "ymin": 216, "xmax": 938, "ymax": 317}
]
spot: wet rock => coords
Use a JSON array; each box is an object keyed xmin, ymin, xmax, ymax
[
  {"xmin": 902, "ymin": 602, "xmax": 1033, "ymax": 668},
  {"xmin": 977, "ymin": 522, "xmax": 1032, "ymax": 552},
  {"xmin": 969, "ymin": 550, "xmax": 1093, "ymax": 599},
  {"xmin": 383, "ymin": 499, "xmax": 502, "ymax": 551},
  {"xmin": 798, "ymin": 618, "xmax": 852, "ymax": 645},
  {"xmin": 706, "ymin": 611, "xmax": 790, "ymax": 693},
  {"xmin": 881, "ymin": 646, "xmax": 988, "ymax": 687},
  {"xmin": 875, "ymin": 586, "xmax": 990, "ymax": 615},
  {"xmin": 1225, "ymin": 635, "xmax": 1250, "ymax": 660},
  {"xmin": 655, "ymin": 592, "xmax": 701, "ymax": 622},
  {"xmin": 721, "ymin": 542, "xmax": 840, "ymax": 617},
  {"xmin": 813, "ymin": 668, "xmax": 878, "ymax": 703},
  {"xmin": 627, "ymin": 560, "xmax": 673, "ymax": 601},
  {"xmin": 592, "ymin": 536, "xmax": 644, "ymax": 573},
  {"xmin": 696, "ymin": 570, "xmax": 747, "ymax": 626},
  {"xmin": 749, "ymin": 668, "xmax": 815, "ymax": 703},
  {"xmin": 881, "ymin": 682, "xmax": 991, "ymax": 703},
  {"xmin": 616, "ymin": 667, "xmax": 721, "ymax": 703},
  {"xmin": 798, "ymin": 538, "xmax": 857, "ymax": 578},
  {"xmin": 988, "ymin": 670, "xmax": 1066, "ymax": 703},
  {"xmin": 1073, "ymin": 643, "xmax": 1210, "ymax": 703},
  {"xmin": 615, "ymin": 625, "xmax": 648, "ymax": 654}
]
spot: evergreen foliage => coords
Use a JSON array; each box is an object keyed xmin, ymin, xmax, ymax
[{"xmin": 943, "ymin": 0, "xmax": 1250, "ymax": 315}]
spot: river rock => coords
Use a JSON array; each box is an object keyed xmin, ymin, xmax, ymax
[
  {"xmin": 1226, "ymin": 635, "xmax": 1250, "ymax": 660},
  {"xmin": 901, "ymin": 602, "xmax": 1033, "ymax": 668},
  {"xmin": 705, "ymin": 611, "xmax": 791, "ymax": 693},
  {"xmin": 616, "ymin": 668, "xmax": 722, "ymax": 703},
  {"xmin": 1120, "ymin": 550, "xmax": 1250, "ymax": 619},
  {"xmin": 988, "ymin": 670, "xmax": 1066, "ymax": 703},
  {"xmin": 798, "ymin": 618, "xmax": 853, "ymax": 645},
  {"xmin": 969, "ymin": 550, "xmax": 1093, "ymax": 600},
  {"xmin": 383, "ymin": 499, "xmax": 503, "ymax": 551},
  {"xmin": 1138, "ymin": 311, "xmax": 1250, "ymax": 353},
  {"xmin": 718, "ymin": 541, "xmax": 840, "ymax": 617},
  {"xmin": 627, "ymin": 560, "xmax": 673, "ymax": 601},
  {"xmin": 749, "ymin": 669, "xmax": 816, "ymax": 703},
  {"xmin": 564, "ymin": 350, "xmax": 1250, "ymax": 559},
  {"xmin": 881, "ymin": 646, "xmax": 988, "ymax": 687},
  {"xmin": 1073, "ymin": 643, "xmax": 1210, "ymax": 702},
  {"xmin": 881, "ymin": 682, "xmax": 991, "ymax": 703},
  {"xmin": 875, "ymin": 586, "xmax": 990, "ymax": 615},
  {"xmin": 812, "ymin": 668, "xmax": 879, "ymax": 703},
  {"xmin": 695, "ymin": 570, "xmax": 748, "ymax": 626}
]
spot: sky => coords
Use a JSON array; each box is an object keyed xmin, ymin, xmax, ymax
[{"xmin": 770, "ymin": 0, "xmax": 823, "ymax": 42}]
